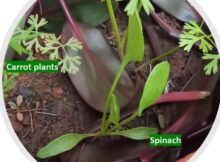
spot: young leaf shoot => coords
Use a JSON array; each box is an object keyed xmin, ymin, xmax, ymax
[
  {"xmin": 138, "ymin": 61, "xmax": 170, "ymax": 116},
  {"xmin": 110, "ymin": 127, "xmax": 158, "ymax": 140},
  {"xmin": 37, "ymin": 133, "xmax": 93, "ymax": 158}
]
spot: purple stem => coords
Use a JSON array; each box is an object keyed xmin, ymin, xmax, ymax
[
  {"xmin": 25, "ymin": 1, "xmax": 38, "ymax": 18},
  {"xmin": 151, "ymin": 12, "xmax": 182, "ymax": 39},
  {"xmin": 142, "ymin": 16, "xmax": 162, "ymax": 57},
  {"xmin": 58, "ymin": 0, "xmax": 116, "ymax": 85},
  {"xmin": 58, "ymin": 0, "xmax": 98, "ymax": 65}
]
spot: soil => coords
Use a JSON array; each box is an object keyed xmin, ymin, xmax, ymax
[
  {"xmin": 6, "ymin": 73, "xmax": 101, "ymax": 161},
  {"xmin": 4, "ymin": 4, "xmax": 206, "ymax": 162}
]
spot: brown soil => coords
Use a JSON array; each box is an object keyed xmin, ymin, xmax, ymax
[{"xmin": 6, "ymin": 73, "xmax": 101, "ymax": 161}]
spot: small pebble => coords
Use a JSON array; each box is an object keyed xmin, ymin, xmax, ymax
[
  {"xmin": 16, "ymin": 87, "xmax": 34, "ymax": 98},
  {"xmin": 158, "ymin": 114, "xmax": 166, "ymax": 129},
  {"xmin": 16, "ymin": 95, "xmax": 23, "ymax": 107},
  {"xmin": 16, "ymin": 112, "xmax": 24, "ymax": 122},
  {"xmin": 51, "ymin": 87, "xmax": 64, "ymax": 97}
]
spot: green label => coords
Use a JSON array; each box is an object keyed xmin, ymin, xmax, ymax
[
  {"xmin": 150, "ymin": 134, "xmax": 182, "ymax": 147},
  {"xmin": 6, "ymin": 61, "xmax": 59, "ymax": 73}
]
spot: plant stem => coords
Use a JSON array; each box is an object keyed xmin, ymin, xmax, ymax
[
  {"xmin": 136, "ymin": 45, "xmax": 180, "ymax": 71},
  {"xmin": 155, "ymin": 91, "xmax": 211, "ymax": 104},
  {"xmin": 106, "ymin": 111, "xmax": 139, "ymax": 135},
  {"xmin": 100, "ymin": 46, "xmax": 180, "ymax": 135},
  {"xmin": 103, "ymin": 47, "xmax": 181, "ymax": 135},
  {"xmin": 100, "ymin": 61, "xmax": 127, "ymax": 134},
  {"xmin": 207, "ymin": 34, "xmax": 216, "ymax": 47},
  {"xmin": 105, "ymin": 90, "xmax": 211, "ymax": 135},
  {"xmin": 106, "ymin": 0, "xmax": 124, "ymax": 60},
  {"xmin": 58, "ymin": 0, "xmax": 97, "ymax": 64}
]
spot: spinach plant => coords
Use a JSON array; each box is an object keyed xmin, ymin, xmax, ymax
[
  {"xmin": 37, "ymin": 61, "xmax": 170, "ymax": 158},
  {"xmin": 37, "ymin": 0, "xmax": 170, "ymax": 159},
  {"xmin": 179, "ymin": 21, "xmax": 219, "ymax": 75}
]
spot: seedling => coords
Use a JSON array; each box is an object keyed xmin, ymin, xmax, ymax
[
  {"xmin": 3, "ymin": 70, "xmax": 19, "ymax": 97},
  {"xmin": 4, "ymin": 15, "xmax": 82, "ymax": 98},
  {"xmin": 179, "ymin": 21, "xmax": 219, "ymax": 75},
  {"xmin": 10, "ymin": 15, "xmax": 82, "ymax": 74},
  {"xmin": 8, "ymin": 95, "xmax": 24, "ymax": 122}
]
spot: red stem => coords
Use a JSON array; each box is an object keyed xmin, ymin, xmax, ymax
[
  {"xmin": 151, "ymin": 12, "xmax": 182, "ymax": 39},
  {"xmin": 142, "ymin": 16, "xmax": 161, "ymax": 58},
  {"xmin": 58, "ymin": 0, "xmax": 97, "ymax": 64},
  {"xmin": 25, "ymin": 1, "xmax": 38, "ymax": 18},
  {"xmin": 58, "ymin": 0, "xmax": 121, "ymax": 85},
  {"xmin": 154, "ymin": 91, "xmax": 211, "ymax": 105},
  {"xmin": 122, "ymin": 91, "xmax": 211, "ymax": 120}
]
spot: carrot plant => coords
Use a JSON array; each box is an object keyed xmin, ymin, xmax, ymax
[
  {"xmin": 9, "ymin": 15, "xmax": 82, "ymax": 74},
  {"xmin": 2, "ymin": 70, "xmax": 19, "ymax": 97},
  {"xmin": 3, "ymin": 14, "xmax": 83, "ymax": 98},
  {"xmin": 179, "ymin": 21, "xmax": 219, "ymax": 75},
  {"xmin": 37, "ymin": 0, "xmax": 170, "ymax": 159}
]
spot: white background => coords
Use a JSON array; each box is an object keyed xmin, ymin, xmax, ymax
[{"xmin": 0, "ymin": 0, "xmax": 220, "ymax": 161}]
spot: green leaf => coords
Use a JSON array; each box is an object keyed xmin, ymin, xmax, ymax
[
  {"xmin": 110, "ymin": 127, "xmax": 158, "ymax": 140},
  {"xmin": 72, "ymin": 0, "xmax": 117, "ymax": 26},
  {"xmin": 65, "ymin": 37, "xmax": 83, "ymax": 51},
  {"xmin": 37, "ymin": 133, "xmax": 91, "ymax": 159},
  {"xmin": 58, "ymin": 55, "xmax": 81, "ymax": 74},
  {"xmin": 141, "ymin": 0, "xmax": 154, "ymax": 15},
  {"xmin": 138, "ymin": 61, "xmax": 170, "ymax": 116},
  {"xmin": 10, "ymin": 15, "xmax": 47, "ymax": 56},
  {"xmin": 179, "ymin": 21, "xmax": 214, "ymax": 53},
  {"xmin": 200, "ymin": 38, "xmax": 213, "ymax": 53},
  {"xmin": 108, "ymin": 94, "xmax": 120, "ymax": 125},
  {"xmin": 9, "ymin": 39, "xmax": 30, "ymax": 55},
  {"xmin": 124, "ymin": 11, "xmax": 145, "ymax": 63},
  {"xmin": 179, "ymin": 32, "xmax": 200, "ymax": 52},
  {"xmin": 179, "ymin": 21, "xmax": 219, "ymax": 75},
  {"xmin": 41, "ymin": 34, "xmax": 82, "ymax": 61},
  {"xmin": 23, "ymin": 37, "xmax": 43, "ymax": 52},
  {"xmin": 27, "ymin": 14, "xmax": 48, "ymax": 31},
  {"xmin": 3, "ymin": 70, "xmax": 19, "ymax": 96},
  {"xmin": 124, "ymin": 0, "xmax": 139, "ymax": 16},
  {"xmin": 41, "ymin": 34, "xmax": 61, "ymax": 60},
  {"xmin": 125, "ymin": 0, "xmax": 154, "ymax": 16},
  {"xmin": 202, "ymin": 54, "xmax": 219, "ymax": 75}
]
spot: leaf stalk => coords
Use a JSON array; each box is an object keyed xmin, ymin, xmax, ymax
[{"xmin": 106, "ymin": 0, "xmax": 124, "ymax": 60}]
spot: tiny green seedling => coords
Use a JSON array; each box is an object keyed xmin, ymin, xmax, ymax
[{"xmin": 3, "ymin": 70, "xmax": 19, "ymax": 97}]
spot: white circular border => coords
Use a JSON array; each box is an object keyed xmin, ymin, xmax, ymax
[
  {"xmin": 188, "ymin": 0, "xmax": 220, "ymax": 161},
  {"xmin": 0, "ymin": 0, "xmax": 37, "ymax": 161},
  {"xmin": 0, "ymin": 0, "xmax": 219, "ymax": 161}
]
